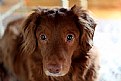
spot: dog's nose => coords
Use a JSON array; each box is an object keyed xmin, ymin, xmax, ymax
[{"xmin": 47, "ymin": 64, "xmax": 61, "ymax": 74}]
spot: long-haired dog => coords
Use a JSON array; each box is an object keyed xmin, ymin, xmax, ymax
[{"xmin": 0, "ymin": 5, "xmax": 100, "ymax": 81}]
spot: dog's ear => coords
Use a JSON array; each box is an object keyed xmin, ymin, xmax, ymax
[
  {"xmin": 71, "ymin": 5, "xmax": 96, "ymax": 52},
  {"xmin": 21, "ymin": 10, "xmax": 42, "ymax": 55}
]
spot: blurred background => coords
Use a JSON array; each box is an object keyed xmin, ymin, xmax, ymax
[{"xmin": 0, "ymin": 0, "xmax": 121, "ymax": 81}]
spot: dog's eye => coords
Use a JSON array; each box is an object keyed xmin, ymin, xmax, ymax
[
  {"xmin": 40, "ymin": 34, "xmax": 47, "ymax": 40},
  {"xmin": 66, "ymin": 34, "xmax": 74, "ymax": 41}
]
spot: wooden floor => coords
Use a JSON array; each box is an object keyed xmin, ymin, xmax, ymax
[
  {"xmin": 0, "ymin": 0, "xmax": 121, "ymax": 19},
  {"xmin": 89, "ymin": 7, "xmax": 121, "ymax": 19}
]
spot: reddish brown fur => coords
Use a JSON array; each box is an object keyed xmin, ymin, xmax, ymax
[{"xmin": 0, "ymin": 6, "xmax": 100, "ymax": 81}]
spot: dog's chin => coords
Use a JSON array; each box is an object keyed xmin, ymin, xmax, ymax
[{"xmin": 45, "ymin": 70, "xmax": 67, "ymax": 77}]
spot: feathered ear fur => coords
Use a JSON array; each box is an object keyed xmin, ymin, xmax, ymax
[
  {"xmin": 71, "ymin": 5, "xmax": 96, "ymax": 52},
  {"xmin": 21, "ymin": 10, "xmax": 42, "ymax": 55}
]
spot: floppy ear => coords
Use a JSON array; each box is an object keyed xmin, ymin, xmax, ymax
[
  {"xmin": 71, "ymin": 5, "xmax": 96, "ymax": 52},
  {"xmin": 21, "ymin": 11, "xmax": 42, "ymax": 55}
]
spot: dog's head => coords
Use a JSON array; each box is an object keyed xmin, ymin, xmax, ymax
[{"xmin": 22, "ymin": 5, "xmax": 96, "ymax": 77}]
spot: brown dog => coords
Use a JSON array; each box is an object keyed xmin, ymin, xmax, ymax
[{"xmin": 0, "ymin": 5, "xmax": 100, "ymax": 81}]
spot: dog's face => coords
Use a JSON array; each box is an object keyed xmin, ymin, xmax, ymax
[
  {"xmin": 36, "ymin": 13, "xmax": 80, "ymax": 76},
  {"xmin": 22, "ymin": 6, "xmax": 96, "ymax": 77}
]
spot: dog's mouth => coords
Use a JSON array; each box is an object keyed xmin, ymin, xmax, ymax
[
  {"xmin": 44, "ymin": 70, "xmax": 66, "ymax": 77},
  {"xmin": 43, "ymin": 55, "xmax": 72, "ymax": 77}
]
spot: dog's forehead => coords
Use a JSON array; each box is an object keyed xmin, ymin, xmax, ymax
[
  {"xmin": 40, "ymin": 10, "xmax": 77, "ymax": 30},
  {"xmin": 40, "ymin": 18, "xmax": 78, "ymax": 35}
]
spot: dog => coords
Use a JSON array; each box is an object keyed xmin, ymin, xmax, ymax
[{"xmin": 0, "ymin": 5, "xmax": 100, "ymax": 81}]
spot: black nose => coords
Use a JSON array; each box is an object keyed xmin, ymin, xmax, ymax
[{"xmin": 47, "ymin": 64, "xmax": 61, "ymax": 74}]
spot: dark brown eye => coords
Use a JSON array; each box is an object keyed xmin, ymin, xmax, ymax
[
  {"xmin": 67, "ymin": 34, "xmax": 74, "ymax": 41},
  {"xmin": 40, "ymin": 34, "xmax": 47, "ymax": 40}
]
